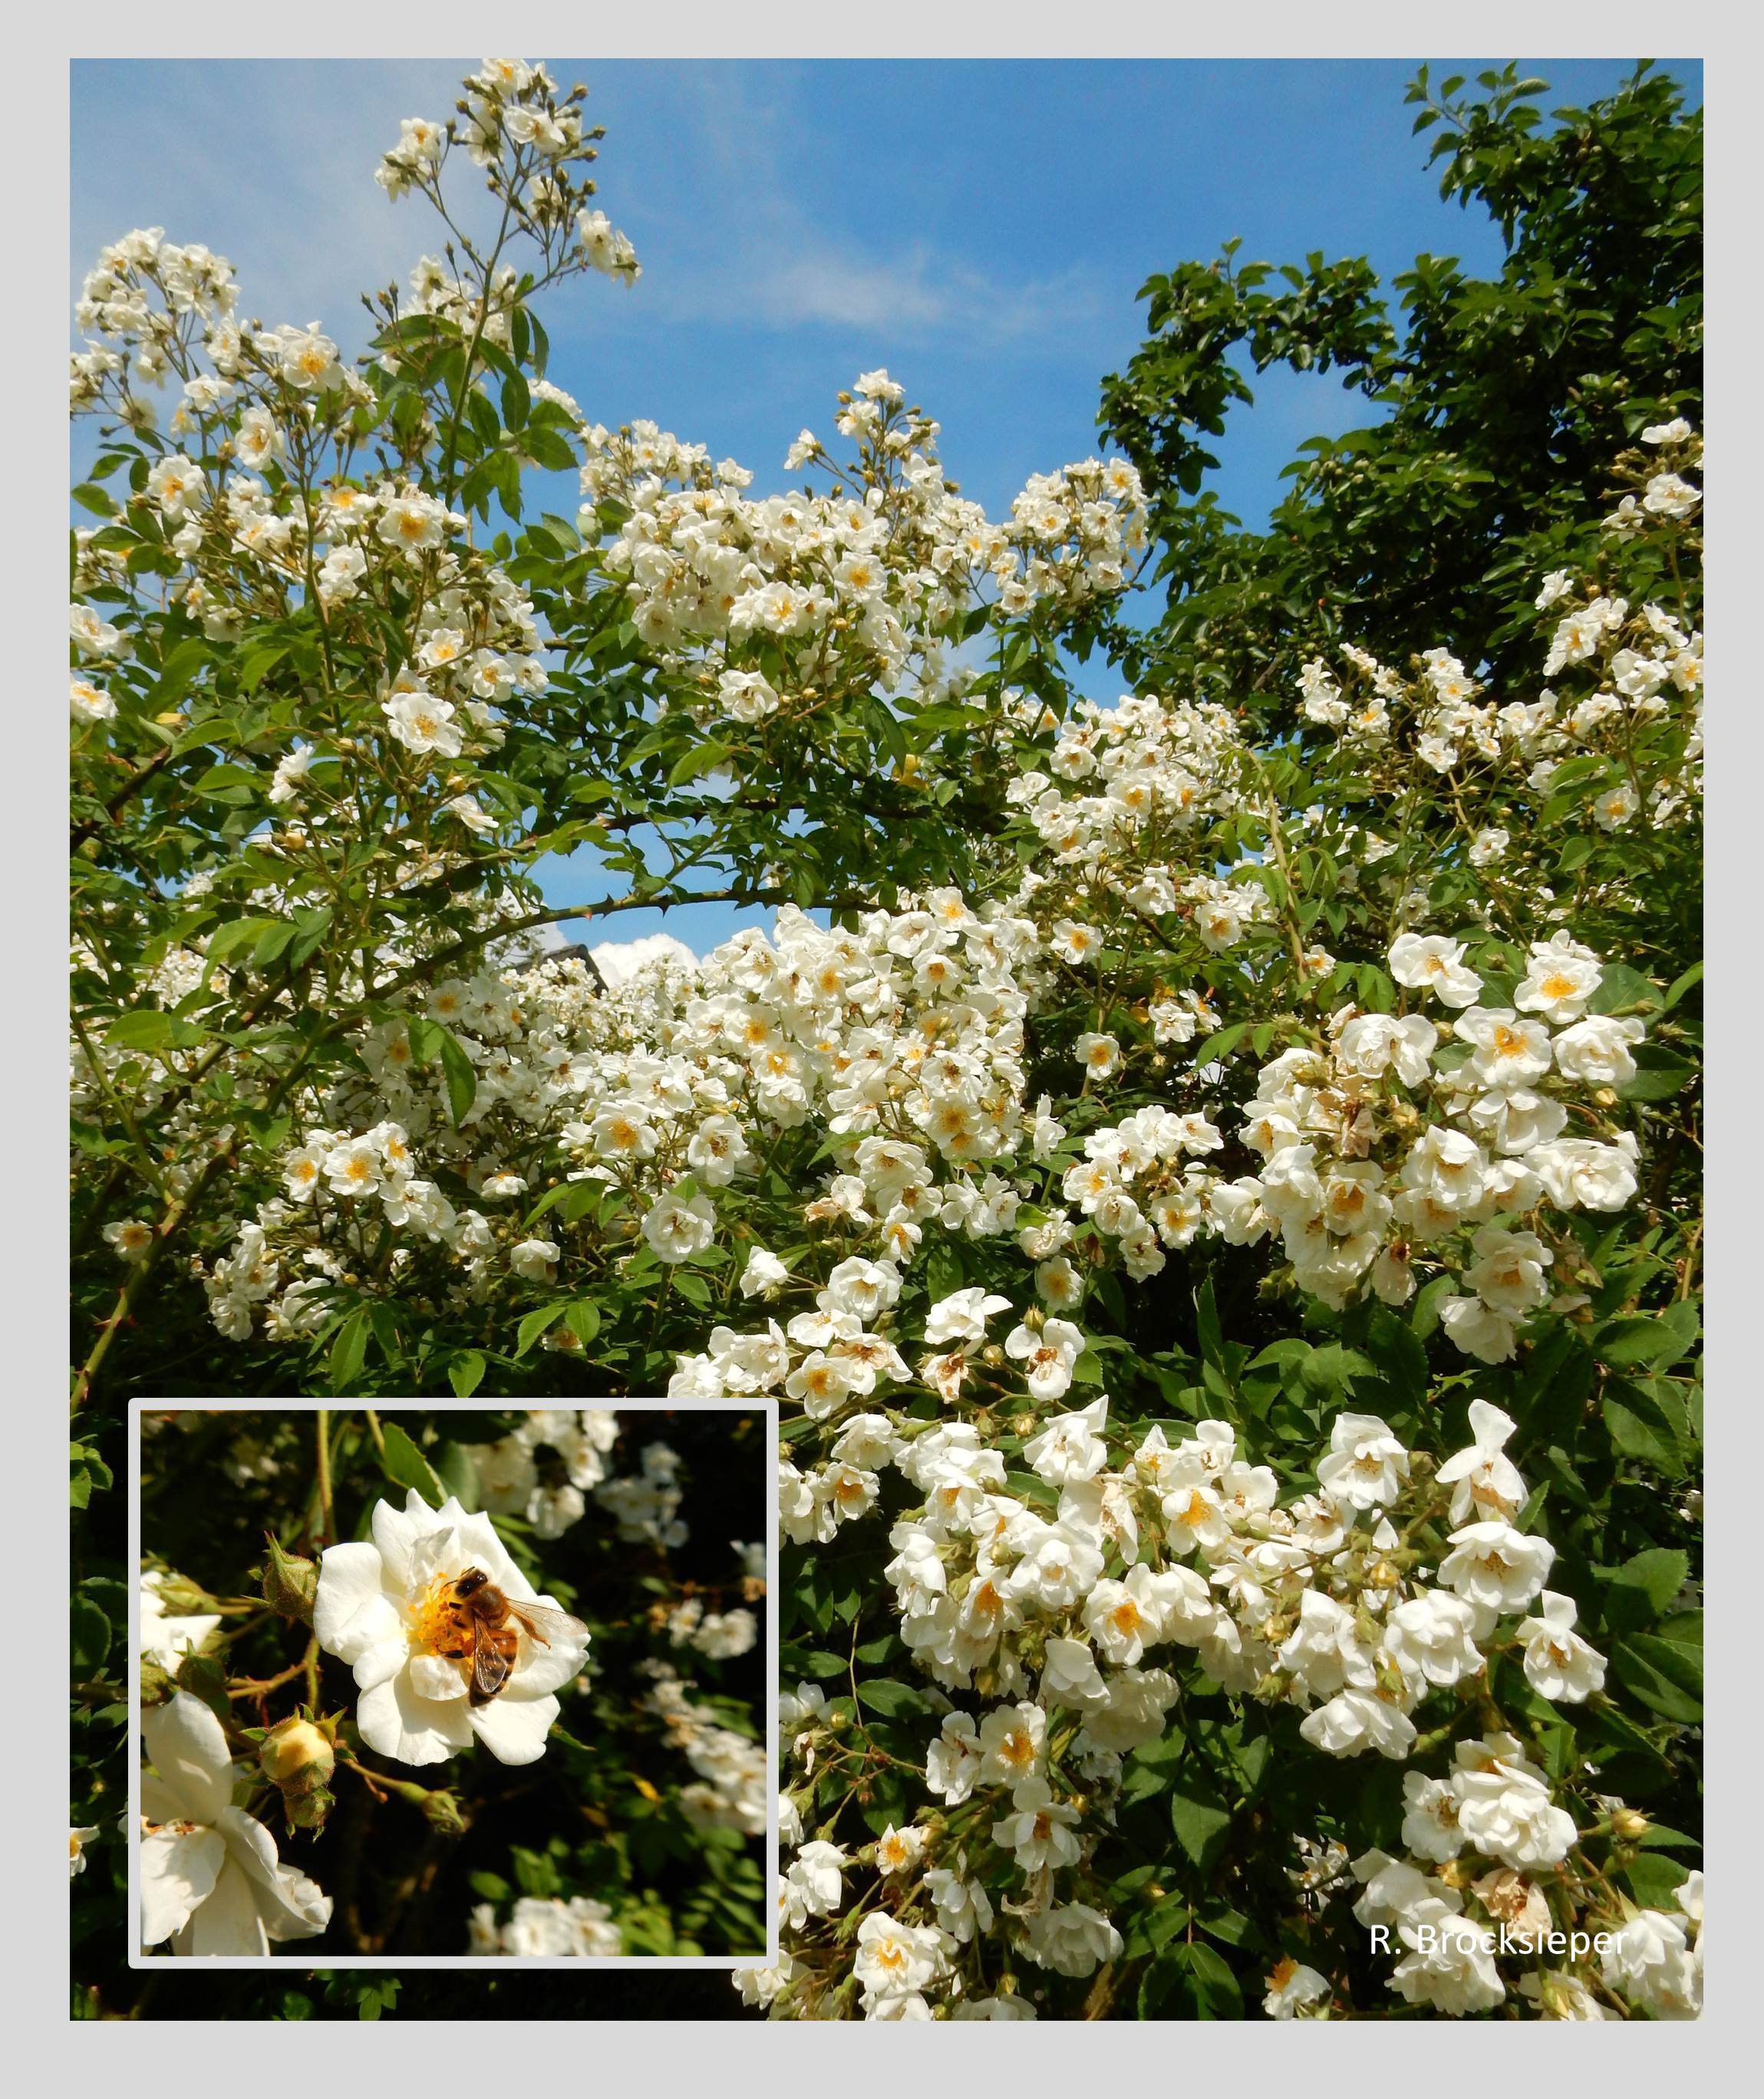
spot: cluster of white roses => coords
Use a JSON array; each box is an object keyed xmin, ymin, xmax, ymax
[
  {"xmin": 71, "ymin": 229, "xmax": 552, "ymax": 756},
  {"xmin": 183, "ymin": 832, "xmax": 1647, "ymax": 1413},
  {"xmin": 754, "ymin": 1393, "xmax": 1691, "ymax": 2021},
  {"xmin": 374, "ymin": 58, "xmax": 640, "ymax": 285},
  {"xmin": 467, "ymin": 1893, "xmax": 623, "ymax": 1957},
  {"xmin": 1333, "ymin": 1805, "xmax": 1703, "ymax": 2020},
  {"xmin": 583, "ymin": 369, "xmax": 1144, "ymax": 700},
  {"xmin": 668, "ymin": 1596, "xmax": 760, "ymax": 1661},
  {"xmin": 71, "ymin": 225, "xmax": 242, "ymax": 414},
  {"xmin": 596, "ymin": 1439, "xmax": 692, "ymax": 1549},
  {"xmin": 467, "ymin": 1408, "xmax": 622, "ymax": 1537},
  {"xmin": 640, "ymin": 1661, "xmax": 768, "ymax": 1838},
  {"xmin": 1297, "ymin": 424, "xmax": 1702, "ymax": 837},
  {"xmin": 1057, "ymin": 927, "xmax": 1646, "ymax": 1359},
  {"xmin": 190, "ymin": 954, "xmax": 609, "ymax": 1339},
  {"xmin": 1003, "ymin": 690, "xmax": 1266, "ymax": 957}
]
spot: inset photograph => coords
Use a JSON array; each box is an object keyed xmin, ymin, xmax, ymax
[{"xmin": 133, "ymin": 1404, "xmax": 773, "ymax": 1964}]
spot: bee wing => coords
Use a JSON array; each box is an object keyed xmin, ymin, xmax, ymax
[
  {"xmin": 470, "ymin": 1626, "xmax": 515, "ymax": 1701},
  {"xmin": 508, "ymin": 1600, "xmax": 589, "ymax": 1650}
]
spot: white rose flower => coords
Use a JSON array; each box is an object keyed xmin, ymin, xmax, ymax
[
  {"xmin": 1600, "ymin": 1908, "xmax": 1700, "ymax": 2017},
  {"xmin": 1383, "ymin": 1588, "xmax": 1485, "ymax": 1690},
  {"xmin": 1515, "ymin": 1590, "xmax": 1607, "ymax": 1702},
  {"xmin": 853, "ymin": 1911, "xmax": 946, "ymax": 2005},
  {"xmin": 641, "ymin": 1190, "xmax": 717, "ymax": 1263},
  {"xmin": 313, "ymin": 1489, "xmax": 589, "ymax": 1767},
  {"xmin": 1390, "ymin": 1899, "xmax": 1504, "ymax": 2014},
  {"xmin": 70, "ymin": 1824, "xmax": 101, "ymax": 1878},
  {"xmin": 737, "ymin": 1246, "xmax": 790, "ymax": 1297},
  {"xmin": 1438, "ymin": 1519, "xmax": 1555, "ymax": 1618},
  {"xmin": 1004, "ymin": 1316, "xmax": 1086, "ymax": 1401},
  {"xmin": 923, "ymin": 1286, "xmax": 1014, "ymax": 1345},
  {"xmin": 1299, "ymin": 1689, "xmax": 1418, "ymax": 1761},
  {"xmin": 1264, "ymin": 1956, "xmax": 1331, "ymax": 2018},
  {"xmin": 1552, "ymin": 1013, "xmax": 1646, "ymax": 1086},
  {"xmin": 1021, "ymin": 1901, "xmax": 1123, "ymax": 1977},
  {"xmin": 1387, "ymin": 932, "xmax": 1482, "ymax": 1007},
  {"xmin": 1315, "ymin": 1412, "xmax": 1410, "ymax": 1511},
  {"xmin": 1021, "ymin": 1395, "xmax": 1110, "ymax": 1484},
  {"xmin": 140, "ymin": 1692, "xmax": 331, "ymax": 1954}
]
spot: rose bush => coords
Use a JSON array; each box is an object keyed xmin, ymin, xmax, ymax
[{"xmin": 71, "ymin": 59, "xmax": 1700, "ymax": 2019}]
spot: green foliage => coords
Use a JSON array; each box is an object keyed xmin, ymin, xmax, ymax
[{"xmin": 1089, "ymin": 64, "xmax": 1700, "ymax": 714}]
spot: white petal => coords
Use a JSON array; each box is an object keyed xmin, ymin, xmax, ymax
[
  {"xmin": 312, "ymin": 1541, "xmax": 388, "ymax": 1655},
  {"xmin": 408, "ymin": 1524, "xmax": 469, "ymax": 1588},
  {"xmin": 357, "ymin": 1667, "xmax": 475, "ymax": 1766},
  {"xmin": 321, "ymin": 1583, "xmax": 405, "ymax": 1674},
  {"xmin": 453, "ymin": 1510, "xmax": 529, "ymax": 1595},
  {"xmin": 352, "ymin": 1629, "xmax": 412, "ymax": 1693},
  {"xmin": 176, "ymin": 1852, "xmax": 269, "ymax": 1956},
  {"xmin": 140, "ymin": 1824, "xmax": 224, "ymax": 1946},
  {"xmin": 216, "ymin": 1807, "xmax": 331, "ymax": 1942},
  {"xmin": 140, "ymin": 1773, "xmax": 187, "ymax": 1824},
  {"xmin": 507, "ymin": 1602, "xmax": 589, "ymax": 1697},
  {"xmin": 141, "ymin": 1692, "xmax": 232, "ymax": 1825},
  {"xmin": 407, "ymin": 1653, "xmax": 469, "ymax": 1702},
  {"xmin": 467, "ymin": 1689, "xmax": 558, "ymax": 1765},
  {"xmin": 371, "ymin": 1495, "xmax": 421, "ymax": 1588}
]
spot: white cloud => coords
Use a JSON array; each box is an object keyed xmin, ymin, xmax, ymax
[
  {"xmin": 588, "ymin": 932, "xmax": 700, "ymax": 985},
  {"xmin": 595, "ymin": 61, "xmax": 1108, "ymax": 350},
  {"xmin": 651, "ymin": 232, "xmax": 1103, "ymax": 345}
]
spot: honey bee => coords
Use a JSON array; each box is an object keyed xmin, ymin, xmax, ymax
[{"xmin": 431, "ymin": 1567, "xmax": 588, "ymax": 1705}]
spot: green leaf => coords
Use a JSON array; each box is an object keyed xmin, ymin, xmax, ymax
[
  {"xmin": 430, "ymin": 1439, "xmax": 477, "ymax": 1506},
  {"xmin": 1170, "ymin": 1771, "xmax": 1234, "ymax": 1871},
  {"xmin": 562, "ymin": 1300, "xmax": 602, "ymax": 1347},
  {"xmin": 856, "ymin": 1679, "xmax": 933, "ymax": 1718},
  {"xmin": 71, "ymin": 1593, "xmax": 111, "ymax": 1676},
  {"xmin": 1603, "ymin": 1378, "xmax": 1692, "ymax": 1476},
  {"xmin": 1623, "ymin": 1851, "xmax": 1690, "ymax": 1911},
  {"xmin": 516, "ymin": 1303, "xmax": 569, "ymax": 1357},
  {"xmin": 1179, "ymin": 1941, "xmax": 1244, "ymax": 2019},
  {"xmin": 1412, "ymin": 1272, "xmax": 1457, "ymax": 1338},
  {"xmin": 206, "ymin": 914, "xmax": 282, "ymax": 964},
  {"xmin": 1611, "ymin": 1633, "xmax": 1702, "ymax": 1723},
  {"xmin": 1598, "ymin": 1301, "xmax": 1700, "ymax": 1369},
  {"xmin": 407, "ymin": 1017, "xmax": 480, "ymax": 1126},
  {"xmin": 1589, "ymin": 963, "xmax": 1664, "ymax": 1017},
  {"xmin": 1602, "ymin": 1548, "xmax": 1690, "ymax": 1633},
  {"xmin": 104, "ymin": 1010, "xmax": 174, "ymax": 1053},
  {"xmin": 1662, "ymin": 962, "xmax": 1703, "ymax": 1011},
  {"xmin": 447, "ymin": 1350, "xmax": 486, "ymax": 1399},
  {"xmin": 327, "ymin": 1308, "xmax": 369, "ymax": 1394},
  {"xmin": 436, "ymin": 1030, "xmax": 478, "ymax": 1125},
  {"xmin": 1194, "ymin": 1277, "xmax": 1225, "ymax": 1367},
  {"xmin": 668, "ymin": 739, "xmax": 730, "ymax": 787},
  {"xmin": 378, "ymin": 1420, "xmax": 447, "ymax": 1508}
]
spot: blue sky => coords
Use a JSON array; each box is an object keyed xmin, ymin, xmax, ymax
[{"xmin": 71, "ymin": 56, "xmax": 1700, "ymax": 957}]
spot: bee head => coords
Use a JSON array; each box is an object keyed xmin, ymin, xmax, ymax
[{"xmin": 454, "ymin": 1567, "xmax": 490, "ymax": 1598}]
